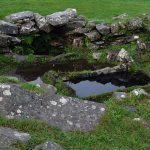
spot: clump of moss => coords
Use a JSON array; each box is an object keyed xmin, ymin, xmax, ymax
[{"xmin": 42, "ymin": 71, "xmax": 75, "ymax": 96}]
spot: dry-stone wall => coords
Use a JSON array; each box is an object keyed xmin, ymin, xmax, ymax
[{"xmin": 0, "ymin": 8, "xmax": 149, "ymax": 53}]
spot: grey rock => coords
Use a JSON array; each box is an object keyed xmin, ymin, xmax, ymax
[
  {"xmin": 34, "ymin": 141, "xmax": 63, "ymax": 150},
  {"xmin": 96, "ymin": 23, "xmax": 110, "ymax": 35},
  {"xmin": 112, "ymin": 13, "xmax": 128, "ymax": 21},
  {"xmin": 0, "ymin": 127, "xmax": 31, "ymax": 145},
  {"xmin": 131, "ymin": 88, "xmax": 147, "ymax": 96},
  {"xmin": 88, "ymin": 43, "xmax": 100, "ymax": 50},
  {"xmin": 113, "ymin": 92, "xmax": 127, "ymax": 99},
  {"xmin": 107, "ymin": 50, "xmax": 119, "ymax": 62},
  {"xmin": 92, "ymin": 52, "xmax": 101, "ymax": 60},
  {"xmin": 94, "ymin": 65, "xmax": 127, "ymax": 75},
  {"xmin": 72, "ymin": 37, "xmax": 84, "ymax": 47},
  {"xmin": 68, "ymin": 27, "xmax": 91, "ymax": 35},
  {"xmin": 19, "ymin": 21, "xmax": 38, "ymax": 34},
  {"xmin": 117, "ymin": 48, "xmax": 133, "ymax": 63},
  {"xmin": 46, "ymin": 9, "xmax": 77, "ymax": 26},
  {"xmin": 5, "ymin": 11, "xmax": 34, "ymax": 23},
  {"xmin": 65, "ymin": 16, "xmax": 86, "ymax": 30},
  {"xmin": 127, "ymin": 17, "xmax": 143, "ymax": 30},
  {"xmin": 124, "ymin": 105, "xmax": 137, "ymax": 112},
  {"xmin": 0, "ymin": 34, "xmax": 21, "ymax": 47},
  {"xmin": 34, "ymin": 13, "xmax": 52, "ymax": 33},
  {"xmin": 86, "ymin": 21, "xmax": 96, "ymax": 30},
  {"xmin": 111, "ymin": 23, "xmax": 125, "ymax": 36},
  {"xmin": 0, "ymin": 20, "xmax": 18, "ymax": 35},
  {"xmin": 29, "ymin": 77, "xmax": 57, "ymax": 95},
  {"xmin": 0, "ymin": 83, "xmax": 106, "ymax": 132},
  {"xmin": 85, "ymin": 30, "xmax": 101, "ymax": 42},
  {"xmin": 13, "ymin": 53, "xmax": 26, "ymax": 62}
]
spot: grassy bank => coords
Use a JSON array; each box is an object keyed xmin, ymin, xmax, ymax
[{"xmin": 1, "ymin": 0, "xmax": 150, "ymax": 21}]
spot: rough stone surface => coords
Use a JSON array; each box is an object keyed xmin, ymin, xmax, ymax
[
  {"xmin": 0, "ymin": 34, "xmax": 21, "ymax": 47},
  {"xmin": 0, "ymin": 20, "xmax": 18, "ymax": 35},
  {"xmin": 113, "ymin": 92, "xmax": 127, "ymax": 99},
  {"xmin": 131, "ymin": 88, "xmax": 148, "ymax": 96},
  {"xmin": 127, "ymin": 17, "xmax": 143, "ymax": 30},
  {"xmin": 5, "ymin": 11, "xmax": 34, "ymax": 23},
  {"xmin": 111, "ymin": 23, "xmax": 125, "ymax": 36},
  {"xmin": 34, "ymin": 13, "xmax": 52, "ymax": 33},
  {"xmin": 96, "ymin": 24, "xmax": 110, "ymax": 35},
  {"xmin": 0, "ymin": 127, "xmax": 31, "ymax": 145},
  {"xmin": 88, "ymin": 43, "xmax": 100, "ymax": 50},
  {"xmin": 112, "ymin": 13, "xmax": 128, "ymax": 21},
  {"xmin": 19, "ymin": 21, "xmax": 38, "ymax": 34},
  {"xmin": 34, "ymin": 141, "xmax": 64, "ymax": 150},
  {"xmin": 85, "ymin": 30, "xmax": 101, "ymax": 42},
  {"xmin": 117, "ymin": 48, "xmax": 133, "ymax": 63},
  {"xmin": 65, "ymin": 16, "xmax": 87, "ymax": 30},
  {"xmin": 92, "ymin": 52, "xmax": 101, "ymax": 60},
  {"xmin": 107, "ymin": 50, "xmax": 119, "ymax": 62},
  {"xmin": 0, "ymin": 83, "xmax": 106, "ymax": 132},
  {"xmin": 29, "ymin": 77, "xmax": 57, "ymax": 95},
  {"xmin": 72, "ymin": 37, "xmax": 84, "ymax": 47},
  {"xmin": 46, "ymin": 9, "xmax": 77, "ymax": 26},
  {"xmin": 94, "ymin": 65, "xmax": 127, "ymax": 75}
]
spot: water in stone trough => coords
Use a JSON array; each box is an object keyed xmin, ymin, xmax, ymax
[
  {"xmin": 66, "ymin": 72, "xmax": 150, "ymax": 97},
  {"xmin": 15, "ymin": 60, "xmax": 150, "ymax": 97},
  {"xmin": 15, "ymin": 60, "xmax": 113, "ymax": 81}
]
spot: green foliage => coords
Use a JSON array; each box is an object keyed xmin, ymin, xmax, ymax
[
  {"xmin": 0, "ymin": 55, "xmax": 18, "ymax": 75},
  {"xmin": 25, "ymin": 54, "xmax": 36, "ymax": 64},
  {"xmin": 42, "ymin": 71, "xmax": 75, "ymax": 96},
  {"xmin": 0, "ymin": 76, "xmax": 20, "ymax": 84},
  {"xmin": 21, "ymin": 83, "xmax": 44, "ymax": 93}
]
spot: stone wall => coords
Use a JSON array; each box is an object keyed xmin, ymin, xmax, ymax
[{"xmin": 0, "ymin": 8, "xmax": 149, "ymax": 53}]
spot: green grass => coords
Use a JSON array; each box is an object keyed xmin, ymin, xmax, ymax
[{"xmin": 1, "ymin": 0, "xmax": 150, "ymax": 21}]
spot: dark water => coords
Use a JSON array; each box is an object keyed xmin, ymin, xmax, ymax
[
  {"xmin": 66, "ymin": 72, "xmax": 150, "ymax": 97},
  {"xmin": 15, "ymin": 60, "xmax": 112, "ymax": 81}
]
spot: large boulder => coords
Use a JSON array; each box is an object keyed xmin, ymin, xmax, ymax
[
  {"xmin": 0, "ymin": 20, "xmax": 18, "ymax": 35},
  {"xmin": 85, "ymin": 30, "xmax": 101, "ymax": 42},
  {"xmin": 0, "ymin": 83, "xmax": 106, "ymax": 132},
  {"xmin": 34, "ymin": 13, "xmax": 52, "ymax": 33},
  {"xmin": 96, "ymin": 23, "xmax": 110, "ymax": 35},
  {"xmin": 46, "ymin": 8, "xmax": 77, "ymax": 26},
  {"xmin": 5, "ymin": 11, "xmax": 34, "ymax": 23},
  {"xmin": 34, "ymin": 141, "xmax": 64, "ymax": 150}
]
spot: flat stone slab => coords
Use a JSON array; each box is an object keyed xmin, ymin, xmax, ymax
[
  {"xmin": 34, "ymin": 141, "xmax": 64, "ymax": 150},
  {"xmin": 0, "ymin": 83, "xmax": 106, "ymax": 131},
  {"xmin": 0, "ymin": 127, "xmax": 31, "ymax": 145}
]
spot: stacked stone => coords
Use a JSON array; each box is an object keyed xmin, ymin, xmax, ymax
[{"xmin": 0, "ymin": 8, "xmax": 147, "ymax": 53}]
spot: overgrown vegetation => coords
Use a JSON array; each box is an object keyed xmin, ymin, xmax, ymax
[
  {"xmin": 42, "ymin": 71, "xmax": 75, "ymax": 96},
  {"xmin": 0, "ymin": 55, "xmax": 19, "ymax": 75}
]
